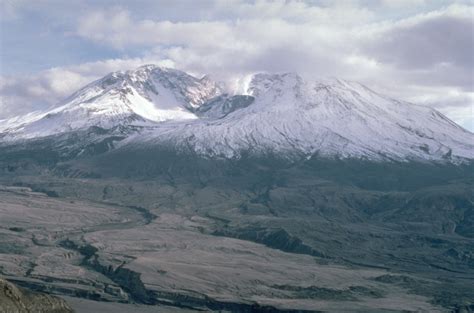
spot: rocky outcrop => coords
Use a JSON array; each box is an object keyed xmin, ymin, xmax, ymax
[{"xmin": 0, "ymin": 278, "xmax": 74, "ymax": 313}]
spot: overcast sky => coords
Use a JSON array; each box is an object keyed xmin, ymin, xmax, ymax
[{"xmin": 0, "ymin": 0, "xmax": 473, "ymax": 131}]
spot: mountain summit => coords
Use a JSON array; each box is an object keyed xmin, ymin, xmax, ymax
[
  {"xmin": 1, "ymin": 65, "xmax": 473, "ymax": 162},
  {"xmin": 0, "ymin": 65, "xmax": 222, "ymax": 138}
]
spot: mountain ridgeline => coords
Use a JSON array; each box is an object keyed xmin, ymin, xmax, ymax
[
  {"xmin": 0, "ymin": 65, "xmax": 472, "ymax": 189},
  {"xmin": 0, "ymin": 64, "xmax": 472, "ymax": 163}
]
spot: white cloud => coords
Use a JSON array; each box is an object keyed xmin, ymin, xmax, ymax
[
  {"xmin": 1, "ymin": 0, "xmax": 473, "ymax": 131},
  {"xmin": 76, "ymin": 8, "xmax": 236, "ymax": 50},
  {"xmin": 72, "ymin": 3, "xmax": 472, "ymax": 80},
  {"xmin": 381, "ymin": 0, "xmax": 426, "ymax": 9}
]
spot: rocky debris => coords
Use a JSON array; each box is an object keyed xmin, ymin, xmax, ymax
[{"xmin": 0, "ymin": 278, "xmax": 74, "ymax": 313}]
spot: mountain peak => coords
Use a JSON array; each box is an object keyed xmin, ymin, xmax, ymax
[
  {"xmin": 0, "ymin": 66, "xmax": 223, "ymax": 139},
  {"xmin": 1, "ymin": 65, "xmax": 472, "ymax": 163}
]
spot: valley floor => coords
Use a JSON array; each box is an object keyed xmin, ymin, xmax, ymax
[{"xmin": 0, "ymin": 163, "xmax": 474, "ymax": 313}]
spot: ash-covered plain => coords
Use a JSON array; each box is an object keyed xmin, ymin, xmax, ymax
[{"xmin": 0, "ymin": 156, "xmax": 473, "ymax": 312}]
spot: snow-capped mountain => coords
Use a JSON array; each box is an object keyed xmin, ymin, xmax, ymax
[
  {"xmin": 0, "ymin": 65, "xmax": 222, "ymax": 139},
  {"xmin": 1, "ymin": 65, "xmax": 473, "ymax": 162}
]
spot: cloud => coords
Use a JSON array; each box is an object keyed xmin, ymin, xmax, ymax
[
  {"xmin": 1, "ymin": 1, "xmax": 473, "ymax": 131},
  {"xmin": 364, "ymin": 15, "xmax": 473, "ymax": 69},
  {"xmin": 72, "ymin": 3, "xmax": 472, "ymax": 81},
  {"xmin": 357, "ymin": 5, "xmax": 474, "ymax": 92},
  {"xmin": 0, "ymin": 69, "xmax": 91, "ymax": 118},
  {"xmin": 76, "ymin": 8, "xmax": 236, "ymax": 50},
  {"xmin": 381, "ymin": 0, "xmax": 426, "ymax": 8},
  {"xmin": 73, "ymin": 4, "xmax": 366, "ymax": 82}
]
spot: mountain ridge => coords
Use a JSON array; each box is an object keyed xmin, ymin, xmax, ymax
[{"xmin": 1, "ymin": 65, "xmax": 473, "ymax": 163}]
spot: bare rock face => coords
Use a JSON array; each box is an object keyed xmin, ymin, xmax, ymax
[{"xmin": 0, "ymin": 278, "xmax": 74, "ymax": 313}]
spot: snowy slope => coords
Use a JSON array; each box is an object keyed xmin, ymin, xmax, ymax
[
  {"xmin": 133, "ymin": 72, "xmax": 474, "ymax": 162},
  {"xmin": 1, "ymin": 67, "xmax": 473, "ymax": 162},
  {"xmin": 0, "ymin": 65, "xmax": 222, "ymax": 139}
]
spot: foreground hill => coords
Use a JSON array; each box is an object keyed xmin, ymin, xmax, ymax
[{"xmin": 0, "ymin": 278, "xmax": 73, "ymax": 313}]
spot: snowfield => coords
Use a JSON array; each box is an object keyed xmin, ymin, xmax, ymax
[{"xmin": 1, "ymin": 65, "xmax": 473, "ymax": 162}]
